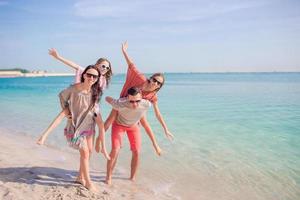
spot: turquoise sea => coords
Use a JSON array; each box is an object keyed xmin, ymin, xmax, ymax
[{"xmin": 0, "ymin": 73, "xmax": 300, "ymax": 200}]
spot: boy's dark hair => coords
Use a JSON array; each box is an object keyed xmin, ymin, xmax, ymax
[{"xmin": 127, "ymin": 87, "xmax": 140, "ymax": 96}]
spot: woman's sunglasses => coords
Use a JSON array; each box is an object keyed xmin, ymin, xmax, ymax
[
  {"xmin": 151, "ymin": 77, "xmax": 162, "ymax": 85},
  {"xmin": 86, "ymin": 73, "xmax": 99, "ymax": 79}
]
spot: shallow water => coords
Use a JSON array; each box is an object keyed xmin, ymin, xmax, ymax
[{"xmin": 0, "ymin": 73, "xmax": 299, "ymax": 199}]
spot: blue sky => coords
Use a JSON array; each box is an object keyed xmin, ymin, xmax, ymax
[{"xmin": 0, "ymin": 0, "xmax": 299, "ymax": 73}]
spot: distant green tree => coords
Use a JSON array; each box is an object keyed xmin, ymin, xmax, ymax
[{"xmin": 0, "ymin": 68, "xmax": 30, "ymax": 73}]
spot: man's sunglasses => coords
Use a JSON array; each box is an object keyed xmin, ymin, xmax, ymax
[
  {"xmin": 86, "ymin": 73, "xmax": 99, "ymax": 79},
  {"xmin": 151, "ymin": 77, "xmax": 162, "ymax": 85},
  {"xmin": 129, "ymin": 100, "xmax": 141, "ymax": 103},
  {"xmin": 101, "ymin": 65, "xmax": 110, "ymax": 70}
]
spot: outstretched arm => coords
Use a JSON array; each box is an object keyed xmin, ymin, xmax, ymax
[
  {"xmin": 121, "ymin": 41, "xmax": 134, "ymax": 66},
  {"xmin": 95, "ymin": 113, "xmax": 110, "ymax": 160},
  {"xmin": 105, "ymin": 96, "xmax": 124, "ymax": 111},
  {"xmin": 48, "ymin": 48, "xmax": 82, "ymax": 70},
  {"xmin": 140, "ymin": 115, "xmax": 162, "ymax": 156},
  {"xmin": 104, "ymin": 109, "xmax": 118, "ymax": 131},
  {"xmin": 152, "ymin": 102, "xmax": 174, "ymax": 141}
]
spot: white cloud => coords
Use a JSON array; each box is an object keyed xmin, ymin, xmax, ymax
[
  {"xmin": 73, "ymin": 0, "xmax": 134, "ymax": 18},
  {"xmin": 69, "ymin": 0, "xmax": 277, "ymax": 37},
  {"xmin": 73, "ymin": 0, "xmax": 269, "ymax": 22}
]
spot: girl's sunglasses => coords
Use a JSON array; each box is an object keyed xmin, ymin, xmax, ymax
[
  {"xmin": 101, "ymin": 65, "xmax": 110, "ymax": 70},
  {"xmin": 86, "ymin": 73, "xmax": 99, "ymax": 79}
]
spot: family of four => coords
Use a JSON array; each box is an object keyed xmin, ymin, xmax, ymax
[{"xmin": 36, "ymin": 42, "xmax": 173, "ymax": 191}]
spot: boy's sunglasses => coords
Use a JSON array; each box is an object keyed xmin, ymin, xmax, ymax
[
  {"xmin": 86, "ymin": 73, "xmax": 99, "ymax": 79},
  {"xmin": 151, "ymin": 77, "xmax": 162, "ymax": 85},
  {"xmin": 101, "ymin": 65, "xmax": 110, "ymax": 70},
  {"xmin": 129, "ymin": 100, "xmax": 141, "ymax": 103}
]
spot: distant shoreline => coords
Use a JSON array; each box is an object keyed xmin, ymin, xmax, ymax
[
  {"xmin": 0, "ymin": 71, "xmax": 74, "ymax": 78},
  {"xmin": 23, "ymin": 73, "xmax": 74, "ymax": 77}
]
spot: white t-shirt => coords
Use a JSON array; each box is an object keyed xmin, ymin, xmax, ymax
[{"xmin": 110, "ymin": 97, "xmax": 151, "ymax": 127}]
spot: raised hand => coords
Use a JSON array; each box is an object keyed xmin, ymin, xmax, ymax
[
  {"xmin": 121, "ymin": 41, "xmax": 128, "ymax": 53},
  {"xmin": 121, "ymin": 41, "xmax": 133, "ymax": 65},
  {"xmin": 48, "ymin": 48, "xmax": 60, "ymax": 59}
]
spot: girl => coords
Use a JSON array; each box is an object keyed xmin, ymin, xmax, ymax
[
  {"xmin": 37, "ymin": 49, "xmax": 112, "ymax": 145},
  {"xmin": 104, "ymin": 42, "xmax": 174, "ymax": 141},
  {"xmin": 59, "ymin": 65, "xmax": 110, "ymax": 190}
]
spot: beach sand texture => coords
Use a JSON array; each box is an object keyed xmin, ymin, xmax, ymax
[{"xmin": 0, "ymin": 131, "xmax": 159, "ymax": 200}]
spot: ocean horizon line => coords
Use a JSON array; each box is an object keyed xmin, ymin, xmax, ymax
[
  {"xmin": 1, "ymin": 71, "xmax": 300, "ymax": 79},
  {"xmin": 49, "ymin": 70, "xmax": 300, "ymax": 74}
]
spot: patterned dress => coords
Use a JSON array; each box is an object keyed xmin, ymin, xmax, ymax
[{"xmin": 59, "ymin": 85, "xmax": 99, "ymax": 149}]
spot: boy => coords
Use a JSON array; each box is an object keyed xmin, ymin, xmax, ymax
[{"xmin": 101, "ymin": 87, "xmax": 161, "ymax": 184}]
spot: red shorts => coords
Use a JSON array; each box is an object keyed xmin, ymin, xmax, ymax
[{"xmin": 111, "ymin": 122, "xmax": 141, "ymax": 152}]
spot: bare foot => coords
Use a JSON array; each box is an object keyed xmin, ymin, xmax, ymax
[
  {"xmin": 105, "ymin": 178, "xmax": 112, "ymax": 185},
  {"xmin": 74, "ymin": 177, "xmax": 86, "ymax": 186},
  {"xmin": 155, "ymin": 145, "xmax": 162, "ymax": 156},
  {"xmin": 130, "ymin": 177, "xmax": 136, "ymax": 182},
  {"xmin": 36, "ymin": 137, "xmax": 45, "ymax": 145},
  {"xmin": 85, "ymin": 183, "xmax": 98, "ymax": 192}
]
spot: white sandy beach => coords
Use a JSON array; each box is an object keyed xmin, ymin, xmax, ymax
[{"xmin": 0, "ymin": 130, "xmax": 163, "ymax": 200}]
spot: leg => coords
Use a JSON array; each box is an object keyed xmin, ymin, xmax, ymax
[
  {"xmin": 105, "ymin": 148, "xmax": 120, "ymax": 185},
  {"xmin": 86, "ymin": 134, "xmax": 94, "ymax": 159},
  {"xmin": 104, "ymin": 109, "xmax": 118, "ymax": 131},
  {"xmin": 79, "ymin": 145, "xmax": 95, "ymax": 190},
  {"xmin": 37, "ymin": 110, "xmax": 66, "ymax": 145},
  {"xmin": 130, "ymin": 150, "xmax": 139, "ymax": 181},
  {"xmin": 76, "ymin": 135, "xmax": 94, "ymax": 185},
  {"xmin": 105, "ymin": 123, "xmax": 123, "ymax": 185},
  {"xmin": 126, "ymin": 125, "xmax": 141, "ymax": 181},
  {"xmin": 76, "ymin": 162, "xmax": 85, "ymax": 186}
]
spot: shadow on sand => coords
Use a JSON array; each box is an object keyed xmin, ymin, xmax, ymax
[{"xmin": 0, "ymin": 166, "xmax": 106, "ymax": 186}]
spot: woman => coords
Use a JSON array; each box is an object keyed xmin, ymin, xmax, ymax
[
  {"xmin": 104, "ymin": 42, "xmax": 174, "ymax": 141},
  {"xmin": 59, "ymin": 65, "xmax": 110, "ymax": 191},
  {"xmin": 37, "ymin": 49, "xmax": 112, "ymax": 145}
]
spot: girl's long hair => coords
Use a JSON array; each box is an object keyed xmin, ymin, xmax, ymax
[
  {"xmin": 80, "ymin": 65, "xmax": 103, "ymax": 106},
  {"xmin": 96, "ymin": 58, "xmax": 113, "ymax": 87}
]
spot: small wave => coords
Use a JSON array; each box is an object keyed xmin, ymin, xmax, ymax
[{"xmin": 151, "ymin": 182, "xmax": 181, "ymax": 200}]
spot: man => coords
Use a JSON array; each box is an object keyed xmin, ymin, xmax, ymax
[{"xmin": 104, "ymin": 86, "xmax": 161, "ymax": 185}]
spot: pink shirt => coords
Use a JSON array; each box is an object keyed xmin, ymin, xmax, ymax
[
  {"xmin": 119, "ymin": 63, "xmax": 158, "ymax": 103},
  {"xmin": 75, "ymin": 67, "xmax": 107, "ymax": 90}
]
